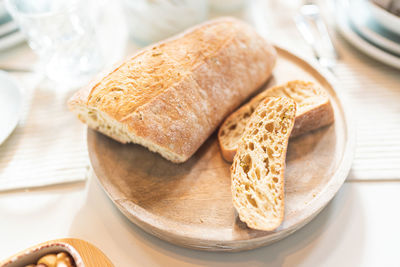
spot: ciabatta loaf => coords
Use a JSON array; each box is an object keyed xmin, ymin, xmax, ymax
[
  {"xmin": 231, "ymin": 97, "xmax": 296, "ymax": 231},
  {"xmin": 68, "ymin": 17, "xmax": 276, "ymax": 163},
  {"xmin": 219, "ymin": 80, "xmax": 334, "ymax": 162}
]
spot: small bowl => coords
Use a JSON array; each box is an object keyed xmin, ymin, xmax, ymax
[{"xmin": 1, "ymin": 238, "xmax": 113, "ymax": 267}]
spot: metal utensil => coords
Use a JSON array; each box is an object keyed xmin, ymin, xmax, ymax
[{"xmin": 295, "ymin": 1, "xmax": 339, "ymax": 72}]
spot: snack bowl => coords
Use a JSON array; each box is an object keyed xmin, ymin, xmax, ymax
[{"xmin": 1, "ymin": 238, "xmax": 113, "ymax": 267}]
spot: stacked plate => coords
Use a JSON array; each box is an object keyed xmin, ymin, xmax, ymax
[
  {"xmin": 337, "ymin": 0, "xmax": 400, "ymax": 69},
  {"xmin": 0, "ymin": 1, "xmax": 24, "ymax": 51}
]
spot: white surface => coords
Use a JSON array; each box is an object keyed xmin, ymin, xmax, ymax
[
  {"xmin": 0, "ymin": 29, "xmax": 24, "ymax": 51},
  {"xmin": 368, "ymin": 0, "xmax": 400, "ymax": 36},
  {"xmin": 351, "ymin": 0, "xmax": 400, "ymax": 55},
  {"xmin": 0, "ymin": 70, "xmax": 21, "ymax": 145},
  {"xmin": 0, "ymin": 173, "xmax": 400, "ymax": 267},
  {"xmin": 336, "ymin": 0, "xmax": 400, "ymax": 69}
]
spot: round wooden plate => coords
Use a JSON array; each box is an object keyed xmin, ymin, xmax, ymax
[{"xmin": 88, "ymin": 46, "xmax": 355, "ymax": 252}]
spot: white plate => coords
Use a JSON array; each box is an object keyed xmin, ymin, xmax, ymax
[
  {"xmin": 0, "ymin": 71, "xmax": 22, "ymax": 145},
  {"xmin": 336, "ymin": 1, "xmax": 400, "ymax": 69},
  {"xmin": 0, "ymin": 29, "xmax": 24, "ymax": 51},
  {"xmin": 0, "ymin": 1, "xmax": 9, "ymax": 23},
  {"xmin": 350, "ymin": 0, "xmax": 400, "ymax": 55},
  {"xmin": 368, "ymin": 1, "xmax": 400, "ymax": 36},
  {"xmin": 0, "ymin": 20, "xmax": 17, "ymax": 36}
]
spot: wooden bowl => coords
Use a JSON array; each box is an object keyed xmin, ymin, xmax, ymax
[{"xmin": 1, "ymin": 238, "xmax": 113, "ymax": 267}]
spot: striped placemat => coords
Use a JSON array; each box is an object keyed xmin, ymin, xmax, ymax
[{"xmin": 0, "ymin": 74, "xmax": 89, "ymax": 191}]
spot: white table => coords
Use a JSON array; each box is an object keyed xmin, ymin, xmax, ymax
[
  {"xmin": 0, "ymin": 172, "xmax": 399, "ymax": 266},
  {"xmin": 1, "ymin": 3, "xmax": 400, "ymax": 266}
]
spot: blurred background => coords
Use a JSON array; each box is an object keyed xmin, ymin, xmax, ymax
[{"xmin": 0, "ymin": 0, "xmax": 399, "ymax": 85}]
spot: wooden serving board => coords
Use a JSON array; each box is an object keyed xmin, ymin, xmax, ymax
[
  {"xmin": 88, "ymin": 46, "xmax": 355, "ymax": 251},
  {"xmin": 1, "ymin": 238, "xmax": 113, "ymax": 267}
]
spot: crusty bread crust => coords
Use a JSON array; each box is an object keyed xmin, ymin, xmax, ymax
[
  {"xmin": 68, "ymin": 17, "xmax": 277, "ymax": 163},
  {"xmin": 218, "ymin": 80, "xmax": 334, "ymax": 162},
  {"xmin": 231, "ymin": 97, "xmax": 296, "ymax": 231}
]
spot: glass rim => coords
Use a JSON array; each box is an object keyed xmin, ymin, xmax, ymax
[{"xmin": 4, "ymin": 0, "xmax": 83, "ymax": 18}]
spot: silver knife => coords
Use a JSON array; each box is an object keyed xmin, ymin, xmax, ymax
[{"xmin": 294, "ymin": 2, "xmax": 339, "ymax": 73}]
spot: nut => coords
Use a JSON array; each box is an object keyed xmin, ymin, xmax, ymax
[
  {"xmin": 56, "ymin": 252, "xmax": 74, "ymax": 267},
  {"xmin": 38, "ymin": 254, "xmax": 57, "ymax": 267}
]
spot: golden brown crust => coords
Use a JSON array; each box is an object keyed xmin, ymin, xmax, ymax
[{"xmin": 68, "ymin": 17, "xmax": 277, "ymax": 163}]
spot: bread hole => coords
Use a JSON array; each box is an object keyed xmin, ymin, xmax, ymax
[
  {"xmin": 264, "ymin": 203, "xmax": 271, "ymax": 212},
  {"xmin": 255, "ymin": 167, "xmax": 261, "ymax": 180},
  {"xmin": 265, "ymin": 122, "xmax": 274, "ymax": 132},
  {"xmin": 271, "ymin": 165, "xmax": 280, "ymax": 175},
  {"xmin": 245, "ymin": 184, "xmax": 249, "ymax": 191},
  {"xmin": 229, "ymin": 124, "xmax": 237, "ymax": 130},
  {"xmin": 246, "ymin": 194, "xmax": 258, "ymax": 208},
  {"xmin": 274, "ymin": 145, "xmax": 279, "ymax": 151},
  {"xmin": 260, "ymin": 111, "xmax": 267, "ymax": 118},
  {"xmin": 263, "ymin": 133, "xmax": 268, "ymax": 141},
  {"xmin": 274, "ymin": 198, "xmax": 278, "ymax": 205},
  {"xmin": 277, "ymin": 104, "xmax": 283, "ymax": 112},
  {"xmin": 263, "ymin": 157, "xmax": 269, "ymax": 170},
  {"xmin": 258, "ymin": 122, "xmax": 263, "ymax": 127},
  {"xmin": 272, "ymin": 177, "xmax": 279, "ymax": 183},
  {"xmin": 256, "ymin": 189, "xmax": 263, "ymax": 200},
  {"xmin": 267, "ymin": 147, "xmax": 274, "ymax": 158},
  {"xmin": 240, "ymin": 154, "xmax": 252, "ymax": 174},
  {"xmin": 249, "ymin": 142, "xmax": 254, "ymax": 151},
  {"xmin": 262, "ymin": 146, "xmax": 267, "ymax": 153},
  {"xmin": 268, "ymin": 183, "xmax": 272, "ymax": 190},
  {"xmin": 252, "ymin": 129, "xmax": 259, "ymax": 135},
  {"xmin": 268, "ymin": 113, "xmax": 274, "ymax": 120}
]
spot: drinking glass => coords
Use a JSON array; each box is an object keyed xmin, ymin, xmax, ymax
[{"xmin": 5, "ymin": 0, "xmax": 105, "ymax": 87}]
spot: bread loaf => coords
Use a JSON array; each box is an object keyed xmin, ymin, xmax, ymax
[
  {"xmin": 68, "ymin": 17, "xmax": 277, "ymax": 163},
  {"xmin": 219, "ymin": 80, "xmax": 334, "ymax": 162},
  {"xmin": 231, "ymin": 97, "xmax": 296, "ymax": 231}
]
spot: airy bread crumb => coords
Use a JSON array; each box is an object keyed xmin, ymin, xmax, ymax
[{"xmin": 231, "ymin": 97, "xmax": 296, "ymax": 231}]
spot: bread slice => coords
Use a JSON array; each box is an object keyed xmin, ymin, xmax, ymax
[
  {"xmin": 219, "ymin": 80, "xmax": 334, "ymax": 162},
  {"xmin": 231, "ymin": 97, "xmax": 296, "ymax": 231},
  {"xmin": 68, "ymin": 17, "xmax": 276, "ymax": 163}
]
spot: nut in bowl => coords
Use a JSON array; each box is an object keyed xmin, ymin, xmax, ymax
[{"xmin": 1, "ymin": 238, "xmax": 113, "ymax": 267}]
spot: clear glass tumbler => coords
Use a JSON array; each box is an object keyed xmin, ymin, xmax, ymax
[{"xmin": 5, "ymin": 0, "xmax": 105, "ymax": 87}]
